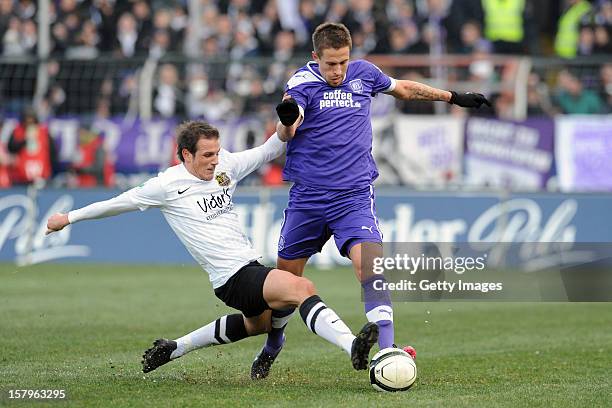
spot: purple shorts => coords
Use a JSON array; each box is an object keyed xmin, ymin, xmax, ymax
[{"xmin": 278, "ymin": 184, "xmax": 383, "ymax": 260}]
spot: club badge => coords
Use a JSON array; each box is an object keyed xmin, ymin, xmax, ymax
[
  {"xmin": 215, "ymin": 172, "xmax": 231, "ymax": 187},
  {"xmin": 349, "ymin": 79, "xmax": 363, "ymax": 94}
]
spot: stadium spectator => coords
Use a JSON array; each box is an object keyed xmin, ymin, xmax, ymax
[
  {"xmin": 151, "ymin": 8, "xmax": 172, "ymax": 43},
  {"xmin": 197, "ymin": 88, "xmax": 234, "ymax": 121},
  {"xmin": 51, "ymin": 20, "xmax": 70, "ymax": 56},
  {"xmin": 577, "ymin": 25, "xmax": 596, "ymax": 56},
  {"xmin": 596, "ymin": 0, "xmax": 612, "ymax": 22},
  {"xmin": 350, "ymin": 27, "xmax": 376, "ymax": 58},
  {"xmin": 68, "ymin": 126, "xmax": 114, "ymax": 188},
  {"xmin": 342, "ymin": 0, "xmax": 376, "ymax": 35},
  {"xmin": 240, "ymin": 74, "xmax": 277, "ymax": 117},
  {"xmin": 185, "ymin": 69, "xmax": 209, "ymax": 118},
  {"xmin": 481, "ymin": 0, "xmax": 528, "ymax": 54},
  {"xmin": 20, "ymin": 19, "xmax": 36, "ymax": 54},
  {"xmin": 115, "ymin": 12, "xmax": 141, "ymax": 57},
  {"xmin": 416, "ymin": 0, "xmax": 450, "ymax": 55},
  {"xmin": 229, "ymin": 26, "xmax": 260, "ymax": 59},
  {"xmin": 298, "ymin": 0, "xmax": 326, "ymax": 43},
  {"xmin": 108, "ymin": 69, "xmax": 137, "ymax": 115},
  {"xmin": 57, "ymin": 1, "xmax": 82, "ymax": 47},
  {"xmin": 17, "ymin": 0, "xmax": 36, "ymax": 20},
  {"xmin": 131, "ymin": 0, "xmax": 153, "ymax": 49},
  {"xmin": 385, "ymin": 0, "xmax": 417, "ymax": 28},
  {"xmin": 215, "ymin": 14, "xmax": 234, "ymax": 53},
  {"xmin": 276, "ymin": 0, "xmax": 306, "ymax": 43},
  {"xmin": 170, "ymin": 4, "xmax": 188, "ymax": 43},
  {"xmin": 445, "ymin": 0, "xmax": 484, "ymax": 52},
  {"xmin": 599, "ymin": 63, "xmax": 612, "ymax": 112},
  {"xmin": 93, "ymin": 0, "xmax": 117, "ymax": 53},
  {"xmin": 273, "ymin": 30, "xmax": 298, "ymax": 61},
  {"xmin": 555, "ymin": 0, "xmax": 593, "ymax": 58},
  {"xmin": 592, "ymin": 24, "xmax": 612, "ymax": 54},
  {"xmin": 39, "ymin": 61, "xmax": 67, "ymax": 119},
  {"xmin": 387, "ymin": 24, "xmax": 428, "ymax": 54},
  {"xmin": 467, "ymin": 46, "xmax": 495, "ymax": 93},
  {"xmin": 252, "ymin": 0, "xmax": 282, "ymax": 55},
  {"xmin": 199, "ymin": 5, "xmax": 221, "ymax": 44},
  {"xmin": 554, "ymin": 69, "xmax": 605, "ymax": 114},
  {"xmin": 526, "ymin": 72, "xmax": 556, "ymax": 116},
  {"xmin": 2, "ymin": 17, "xmax": 24, "ymax": 56},
  {"xmin": 0, "ymin": 0, "xmax": 14, "ymax": 46},
  {"xmin": 66, "ymin": 20, "xmax": 100, "ymax": 60},
  {"xmin": 153, "ymin": 64, "xmax": 184, "ymax": 118},
  {"xmin": 457, "ymin": 20, "xmax": 491, "ymax": 54},
  {"xmin": 148, "ymin": 29, "xmax": 171, "ymax": 60},
  {"xmin": 6, "ymin": 107, "xmax": 57, "ymax": 185},
  {"xmin": 326, "ymin": 0, "xmax": 349, "ymax": 25}
]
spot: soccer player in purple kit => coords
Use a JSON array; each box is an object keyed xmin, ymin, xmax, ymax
[{"xmin": 250, "ymin": 22, "xmax": 491, "ymax": 379}]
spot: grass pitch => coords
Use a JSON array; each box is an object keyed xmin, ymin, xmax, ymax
[{"xmin": 1, "ymin": 263, "xmax": 611, "ymax": 407}]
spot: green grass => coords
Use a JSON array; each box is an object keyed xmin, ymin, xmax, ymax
[{"xmin": 1, "ymin": 263, "xmax": 611, "ymax": 407}]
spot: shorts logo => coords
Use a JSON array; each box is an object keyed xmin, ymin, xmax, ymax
[
  {"xmin": 361, "ymin": 225, "xmax": 374, "ymax": 234},
  {"xmin": 278, "ymin": 235, "xmax": 285, "ymax": 252},
  {"xmin": 215, "ymin": 172, "xmax": 231, "ymax": 186},
  {"xmin": 349, "ymin": 79, "xmax": 363, "ymax": 94}
]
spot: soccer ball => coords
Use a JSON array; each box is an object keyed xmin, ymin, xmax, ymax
[{"xmin": 369, "ymin": 348, "xmax": 417, "ymax": 392}]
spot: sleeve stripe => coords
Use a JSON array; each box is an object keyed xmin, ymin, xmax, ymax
[{"xmin": 384, "ymin": 77, "xmax": 397, "ymax": 93}]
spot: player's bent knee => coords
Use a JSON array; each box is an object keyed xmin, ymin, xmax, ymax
[{"xmin": 295, "ymin": 277, "xmax": 316, "ymax": 299}]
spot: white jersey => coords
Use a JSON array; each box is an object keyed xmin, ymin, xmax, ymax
[{"xmin": 68, "ymin": 134, "xmax": 286, "ymax": 289}]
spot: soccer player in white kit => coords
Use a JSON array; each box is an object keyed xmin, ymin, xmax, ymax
[{"xmin": 46, "ymin": 121, "xmax": 378, "ymax": 375}]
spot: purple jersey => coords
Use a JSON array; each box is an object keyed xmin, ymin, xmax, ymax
[{"xmin": 283, "ymin": 59, "xmax": 394, "ymax": 189}]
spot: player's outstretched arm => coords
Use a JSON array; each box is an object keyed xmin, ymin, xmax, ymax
[
  {"xmin": 45, "ymin": 184, "xmax": 161, "ymax": 235},
  {"xmin": 388, "ymin": 80, "xmax": 491, "ymax": 108}
]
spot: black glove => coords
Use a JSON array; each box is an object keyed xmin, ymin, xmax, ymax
[
  {"xmin": 449, "ymin": 91, "xmax": 491, "ymax": 108},
  {"xmin": 276, "ymin": 97, "xmax": 300, "ymax": 126}
]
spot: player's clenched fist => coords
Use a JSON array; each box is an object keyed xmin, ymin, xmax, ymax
[
  {"xmin": 449, "ymin": 91, "xmax": 491, "ymax": 108},
  {"xmin": 276, "ymin": 97, "xmax": 300, "ymax": 126},
  {"xmin": 46, "ymin": 213, "xmax": 70, "ymax": 235}
]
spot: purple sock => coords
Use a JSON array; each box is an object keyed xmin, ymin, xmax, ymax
[
  {"xmin": 375, "ymin": 319, "xmax": 395, "ymax": 349},
  {"xmin": 362, "ymin": 276, "xmax": 395, "ymax": 349},
  {"xmin": 264, "ymin": 308, "xmax": 294, "ymax": 353}
]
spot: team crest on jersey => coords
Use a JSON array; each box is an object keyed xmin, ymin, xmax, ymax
[
  {"xmin": 215, "ymin": 172, "xmax": 231, "ymax": 186},
  {"xmin": 349, "ymin": 79, "xmax": 363, "ymax": 94}
]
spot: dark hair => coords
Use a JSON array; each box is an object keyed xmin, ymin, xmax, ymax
[
  {"xmin": 176, "ymin": 121, "xmax": 219, "ymax": 162},
  {"xmin": 312, "ymin": 22, "xmax": 352, "ymax": 56},
  {"xmin": 21, "ymin": 106, "xmax": 38, "ymax": 124}
]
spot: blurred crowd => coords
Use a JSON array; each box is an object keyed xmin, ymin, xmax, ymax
[
  {"xmin": 0, "ymin": 0, "xmax": 609, "ymax": 119},
  {"xmin": 0, "ymin": 0, "xmax": 610, "ymax": 188},
  {"xmin": 1, "ymin": 0, "xmax": 610, "ymax": 58},
  {"xmin": 0, "ymin": 0, "xmax": 612, "ymax": 59}
]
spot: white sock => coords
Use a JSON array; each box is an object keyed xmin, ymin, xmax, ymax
[
  {"xmin": 300, "ymin": 296, "xmax": 355, "ymax": 354},
  {"xmin": 170, "ymin": 314, "xmax": 248, "ymax": 359},
  {"xmin": 171, "ymin": 321, "xmax": 217, "ymax": 359}
]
